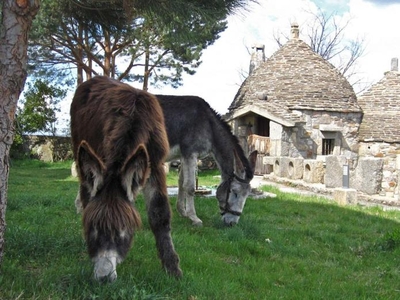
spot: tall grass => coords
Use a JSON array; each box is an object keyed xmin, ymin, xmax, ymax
[{"xmin": 1, "ymin": 160, "xmax": 400, "ymax": 299}]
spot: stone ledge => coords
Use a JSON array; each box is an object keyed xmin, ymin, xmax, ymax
[
  {"xmin": 333, "ymin": 188, "xmax": 357, "ymax": 205},
  {"xmin": 261, "ymin": 174, "xmax": 400, "ymax": 210}
]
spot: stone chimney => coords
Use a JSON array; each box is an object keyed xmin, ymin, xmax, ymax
[
  {"xmin": 291, "ymin": 23, "xmax": 299, "ymax": 39},
  {"xmin": 249, "ymin": 44, "xmax": 265, "ymax": 75},
  {"xmin": 391, "ymin": 57, "xmax": 398, "ymax": 72}
]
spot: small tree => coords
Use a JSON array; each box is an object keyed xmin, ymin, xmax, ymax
[{"xmin": 17, "ymin": 80, "xmax": 66, "ymax": 136}]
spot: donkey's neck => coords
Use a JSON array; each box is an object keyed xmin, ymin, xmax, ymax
[
  {"xmin": 211, "ymin": 131, "xmax": 237, "ymax": 181},
  {"xmin": 212, "ymin": 130, "xmax": 252, "ymax": 183}
]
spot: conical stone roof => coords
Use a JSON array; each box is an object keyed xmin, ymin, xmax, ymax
[
  {"xmin": 358, "ymin": 63, "xmax": 400, "ymax": 143},
  {"xmin": 229, "ymin": 26, "xmax": 361, "ymax": 125}
]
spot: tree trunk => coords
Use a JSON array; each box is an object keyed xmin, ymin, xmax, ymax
[
  {"xmin": 0, "ymin": 0, "xmax": 40, "ymax": 266},
  {"xmin": 103, "ymin": 27, "xmax": 111, "ymax": 77},
  {"xmin": 142, "ymin": 46, "xmax": 150, "ymax": 91},
  {"xmin": 77, "ymin": 24, "xmax": 84, "ymax": 85}
]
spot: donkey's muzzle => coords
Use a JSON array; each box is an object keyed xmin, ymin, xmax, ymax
[
  {"xmin": 222, "ymin": 213, "xmax": 240, "ymax": 226},
  {"xmin": 93, "ymin": 256, "xmax": 118, "ymax": 283}
]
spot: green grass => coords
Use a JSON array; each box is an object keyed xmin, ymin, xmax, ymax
[
  {"xmin": 166, "ymin": 166, "xmax": 220, "ymax": 188},
  {"xmin": 1, "ymin": 160, "xmax": 400, "ymax": 299}
]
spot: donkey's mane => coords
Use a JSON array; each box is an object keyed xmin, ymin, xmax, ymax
[
  {"xmin": 211, "ymin": 106, "xmax": 254, "ymax": 180},
  {"xmin": 156, "ymin": 94, "xmax": 254, "ymax": 180}
]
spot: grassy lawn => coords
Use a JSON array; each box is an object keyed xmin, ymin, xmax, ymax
[{"xmin": 1, "ymin": 160, "xmax": 400, "ymax": 299}]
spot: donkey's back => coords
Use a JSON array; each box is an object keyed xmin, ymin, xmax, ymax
[
  {"xmin": 156, "ymin": 95, "xmax": 224, "ymax": 159},
  {"xmin": 71, "ymin": 76, "xmax": 167, "ymax": 165}
]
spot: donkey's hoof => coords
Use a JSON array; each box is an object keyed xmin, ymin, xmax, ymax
[
  {"xmin": 191, "ymin": 220, "xmax": 203, "ymax": 227},
  {"xmin": 164, "ymin": 256, "xmax": 183, "ymax": 279},
  {"xmin": 167, "ymin": 266, "xmax": 183, "ymax": 279}
]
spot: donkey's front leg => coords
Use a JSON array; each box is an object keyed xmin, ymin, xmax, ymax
[
  {"xmin": 177, "ymin": 157, "xmax": 203, "ymax": 226},
  {"xmin": 74, "ymin": 189, "xmax": 83, "ymax": 213},
  {"xmin": 74, "ymin": 183, "xmax": 91, "ymax": 214},
  {"xmin": 143, "ymin": 167, "xmax": 182, "ymax": 278}
]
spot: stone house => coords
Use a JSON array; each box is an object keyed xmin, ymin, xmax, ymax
[
  {"xmin": 227, "ymin": 24, "xmax": 362, "ymax": 178},
  {"xmin": 227, "ymin": 24, "xmax": 400, "ymax": 198},
  {"xmin": 357, "ymin": 58, "xmax": 400, "ymax": 197}
]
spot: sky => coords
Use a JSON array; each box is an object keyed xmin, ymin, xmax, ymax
[
  {"xmin": 150, "ymin": 0, "xmax": 400, "ymax": 114},
  {"xmin": 56, "ymin": 0, "xmax": 400, "ymax": 132}
]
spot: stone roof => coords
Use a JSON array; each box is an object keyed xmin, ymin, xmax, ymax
[
  {"xmin": 228, "ymin": 25, "xmax": 361, "ymax": 125},
  {"xmin": 358, "ymin": 66, "xmax": 400, "ymax": 143}
]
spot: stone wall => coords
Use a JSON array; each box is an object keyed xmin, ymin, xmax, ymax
[
  {"xmin": 263, "ymin": 139, "xmax": 400, "ymax": 199},
  {"xmin": 283, "ymin": 110, "xmax": 361, "ymax": 160},
  {"xmin": 324, "ymin": 155, "xmax": 384, "ymax": 195},
  {"xmin": 263, "ymin": 154, "xmax": 387, "ymax": 196},
  {"xmin": 21, "ymin": 135, "xmax": 73, "ymax": 162},
  {"xmin": 359, "ymin": 141, "xmax": 400, "ymax": 198}
]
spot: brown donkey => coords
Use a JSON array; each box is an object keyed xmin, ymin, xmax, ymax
[{"xmin": 70, "ymin": 76, "xmax": 182, "ymax": 282}]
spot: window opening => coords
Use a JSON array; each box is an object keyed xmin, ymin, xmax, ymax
[{"xmin": 322, "ymin": 138, "xmax": 335, "ymax": 155}]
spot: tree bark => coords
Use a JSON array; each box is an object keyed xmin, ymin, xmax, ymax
[
  {"xmin": 77, "ymin": 24, "xmax": 84, "ymax": 85},
  {"xmin": 142, "ymin": 47, "xmax": 150, "ymax": 91},
  {"xmin": 0, "ymin": 0, "xmax": 40, "ymax": 266}
]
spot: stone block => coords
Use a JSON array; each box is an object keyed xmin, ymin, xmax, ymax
[
  {"xmin": 71, "ymin": 161, "xmax": 78, "ymax": 177},
  {"xmin": 272, "ymin": 157, "xmax": 284, "ymax": 177},
  {"xmin": 32, "ymin": 141, "xmax": 53, "ymax": 162},
  {"xmin": 262, "ymin": 156, "xmax": 276, "ymax": 175},
  {"xmin": 262, "ymin": 156, "xmax": 276, "ymax": 166},
  {"xmin": 303, "ymin": 159, "xmax": 325, "ymax": 183},
  {"xmin": 333, "ymin": 188, "xmax": 357, "ymax": 205},
  {"xmin": 324, "ymin": 156, "xmax": 348, "ymax": 188},
  {"xmin": 279, "ymin": 157, "xmax": 290, "ymax": 178},
  {"xmin": 352, "ymin": 158, "xmax": 383, "ymax": 195},
  {"xmin": 287, "ymin": 157, "xmax": 304, "ymax": 180}
]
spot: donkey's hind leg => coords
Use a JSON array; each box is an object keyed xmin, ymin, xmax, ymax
[
  {"xmin": 143, "ymin": 165, "xmax": 182, "ymax": 278},
  {"xmin": 176, "ymin": 156, "xmax": 203, "ymax": 226},
  {"xmin": 176, "ymin": 162, "xmax": 186, "ymax": 217}
]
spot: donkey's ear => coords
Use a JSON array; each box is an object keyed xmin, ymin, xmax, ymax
[
  {"xmin": 234, "ymin": 149, "xmax": 258, "ymax": 180},
  {"xmin": 248, "ymin": 150, "xmax": 258, "ymax": 173},
  {"xmin": 121, "ymin": 144, "xmax": 150, "ymax": 201},
  {"xmin": 234, "ymin": 149, "xmax": 245, "ymax": 175},
  {"xmin": 77, "ymin": 141, "xmax": 105, "ymax": 197}
]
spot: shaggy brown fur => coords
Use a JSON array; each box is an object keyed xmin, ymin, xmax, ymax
[
  {"xmin": 82, "ymin": 194, "xmax": 142, "ymax": 240},
  {"xmin": 71, "ymin": 76, "xmax": 182, "ymax": 281}
]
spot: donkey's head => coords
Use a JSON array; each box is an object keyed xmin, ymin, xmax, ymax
[
  {"xmin": 77, "ymin": 141, "xmax": 149, "ymax": 282},
  {"xmin": 216, "ymin": 150, "xmax": 258, "ymax": 226}
]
